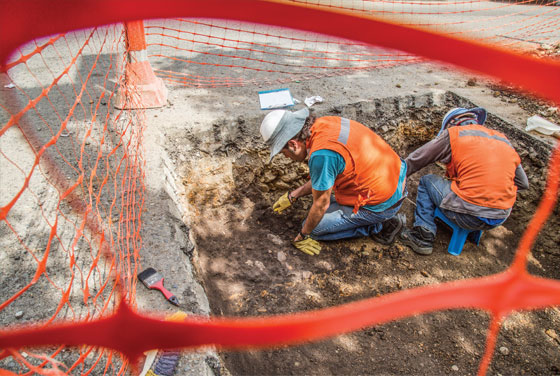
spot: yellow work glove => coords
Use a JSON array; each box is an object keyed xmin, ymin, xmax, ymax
[
  {"xmin": 292, "ymin": 236, "xmax": 321, "ymax": 256},
  {"xmin": 272, "ymin": 192, "xmax": 294, "ymax": 213}
]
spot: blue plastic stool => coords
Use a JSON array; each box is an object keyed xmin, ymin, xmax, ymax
[{"xmin": 434, "ymin": 207, "xmax": 483, "ymax": 256}]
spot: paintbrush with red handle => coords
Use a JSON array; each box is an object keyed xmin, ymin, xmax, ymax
[{"xmin": 137, "ymin": 267, "xmax": 180, "ymax": 306}]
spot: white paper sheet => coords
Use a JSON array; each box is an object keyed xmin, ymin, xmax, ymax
[{"xmin": 258, "ymin": 88, "xmax": 294, "ymax": 110}]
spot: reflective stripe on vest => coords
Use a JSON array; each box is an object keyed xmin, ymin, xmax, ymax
[
  {"xmin": 337, "ymin": 118, "xmax": 350, "ymax": 144},
  {"xmin": 458, "ymin": 129, "xmax": 513, "ymax": 148},
  {"xmin": 447, "ymin": 124, "xmax": 520, "ymax": 210}
]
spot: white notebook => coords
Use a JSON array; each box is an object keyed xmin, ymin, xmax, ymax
[{"xmin": 258, "ymin": 88, "xmax": 294, "ymax": 110}]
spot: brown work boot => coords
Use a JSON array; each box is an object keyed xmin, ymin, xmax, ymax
[{"xmin": 371, "ymin": 213, "xmax": 405, "ymax": 245}]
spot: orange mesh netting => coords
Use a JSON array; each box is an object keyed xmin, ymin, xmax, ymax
[
  {"xmin": 0, "ymin": 21, "xmax": 144, "ymax": 375},
  {"xmin": 0, "ymin": 0, "xmax": 559, "ymax": 375},
  {"xmin": 143, "ymin": 0, "xmax": 560, "ymax": 87}
]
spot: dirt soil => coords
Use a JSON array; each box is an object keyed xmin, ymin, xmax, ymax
[{"xmin": 172, "ymin": 91, "xmax": 560, "ymax": 375}]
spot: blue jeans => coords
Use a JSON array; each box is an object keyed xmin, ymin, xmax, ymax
[
  {"xmin": 304, "ymin": 195, "xmax": 404, "ymax": 241},
  {"xmin": 414, "ymin": 174, "xmax": 503, "ymax": 235}
]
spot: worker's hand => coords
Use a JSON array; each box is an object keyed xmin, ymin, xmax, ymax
[
  {"xmin": 292, "ymin": 234, "xmax": 321, "ymax": 256},
  {"xmin": 273, "ymin": 192, "xmax": 294, "ymax": 213}
]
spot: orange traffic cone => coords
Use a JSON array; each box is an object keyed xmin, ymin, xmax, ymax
[{"xmin": 116, "ymin": 21, "xmax": 168, "ymax": 109}]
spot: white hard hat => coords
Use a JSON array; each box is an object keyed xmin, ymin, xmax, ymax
[
  {"xmin": 260, "ymin": 110, "xmax": 287, "ymax": 142},
  {"xmin": 260, "ymin": 108, "xmax": 309, "ymax": 161}
]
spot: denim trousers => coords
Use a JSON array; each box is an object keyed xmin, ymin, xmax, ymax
[
  {"xmin": 414, "ymin": 174, "xmax": 503, "ymax": 235},
  {"xmin": 305, "ymin": 195, "xmax": 404, "ymax": 241}
]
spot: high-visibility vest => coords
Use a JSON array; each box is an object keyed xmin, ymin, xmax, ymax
[
  {"xmin": 447, "ymin": 124, "xmax": 520, "ymax": 210},
  {"xmin": 307, "ymin": 116, "xmax": 402, "ymax": 212}
]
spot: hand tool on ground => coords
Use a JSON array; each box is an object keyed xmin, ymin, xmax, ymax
[{"xmin": 137, "ymin": 267, "xmax": 180, "ymax": 306}]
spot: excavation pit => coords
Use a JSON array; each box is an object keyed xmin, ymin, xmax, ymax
[{"xmin": 168, "ymin": 91, "xmax": 559, "ymax": 375}]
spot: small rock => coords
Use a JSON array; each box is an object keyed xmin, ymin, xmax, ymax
[
  {"xmin": 254, "ymin": 261, "xmax": 266, "ymax": 271},
  {"xmin": 421, "ymin": 270, "xmax": 429, "ymax": 277},
  {"xmin": 381, "ymin": 125, "xmax": 389, "ymax": 133},
  {"xmin": 305, "ymin": 290, "xmax": 321, "ymax": 301},
  {"xmin": 467, "ymin": 78, "xmax": 477, "ymax": 86},
  {"xmin": 546, "ymin": 328, "xmax": 558, "ymax": 340},
  {"xmin": 274, "ymin": 181, "xmax": 291, "ymax": 190},
  {"xmin": 280, "ymin": 171, "xmax": 300, "ymax": 184},
  {"xmin": 262, "ymin": 170, "xmax": 277, "ymax": 183},
  {"xmin": 277, "ymin": 251, "xmax": 287, "ymax": 262},
  {"xmin": 395, "ymin": 83, "xmax": 401, "ymax": 88},
  {"xmin": 499, "ymin": 346, "xmax": 509, "ymax": 355},
  {"xmin": 294, "ymin": 361, "xmax": 300, "ymax": 367},
  {"xmin": 267, "ymin": 234, "xmax": 284, "ymax": 246},
  {"xmin": 302, "ymin": 271, "xmax": 312, "ymax": 279},
  {"xmin": 451, "ymin": 365, "xmax": 459, "ymax": 371},
  {"xmin": 316, "ymin": 260, "xmax": 333, "ymax": 271},
  {"xmin": 15, "ymin": 311, "xmax": 24, "ymax": 319},
  {"xmin": 257, "ymin": 308, "xmax": 267, "ymax": 313}
]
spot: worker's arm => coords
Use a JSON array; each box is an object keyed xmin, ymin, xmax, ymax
[
  {"xmin": 293, "ymin": 149, "xmax": 343, "ymax": 240},
  {"xmin": 290, "ymin": 179, "xmax": 312, "ymax": 200},
  {"xmin": 404, "ymin": 130, "xmax": 452, "ymax": 177},
  {"xmin": 514, "ymin": 164, "xmax": 529, "ymax": 190},
  {"xmin": 294, "ymin": 186, "xmax": 332, "ymax": 241}
]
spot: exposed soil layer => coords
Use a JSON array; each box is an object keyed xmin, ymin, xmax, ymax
[{"xmin": 174, "ymin": 91, "xmax": 560, "ymax": 375}]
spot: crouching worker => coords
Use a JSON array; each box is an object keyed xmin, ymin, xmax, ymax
[
  {"xmin": 400, "ymin": 107, "xmax": 529, "ymax": 255},
  {"xmin": 260, "ymin": 108, "xmax": 407, "ymax": 256}
]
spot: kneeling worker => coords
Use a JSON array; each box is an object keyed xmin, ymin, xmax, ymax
[
  {"xmin": 400, "ymin": 107, "xmax": 529, "ymax": 255},
  {"xmin": 260, "ymin": 108, "xmax": 407, "ymax": 256}
]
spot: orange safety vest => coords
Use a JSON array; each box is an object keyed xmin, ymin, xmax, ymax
[
  {"xmin": 307, "ymin": 116, "xmax": 402, "ymax": 212},
  {"xmin": 447, "ymin": 124, "xmax": 520, "ymax": 210}
]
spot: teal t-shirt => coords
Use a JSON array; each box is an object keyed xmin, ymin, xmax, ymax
[
  {"xmin": 309, "ymin": 149, "xmax": 345, "ymax": 191},
  {"xmin": 308, "ymin": 149, "xmax": 407, "ymax": 212}
]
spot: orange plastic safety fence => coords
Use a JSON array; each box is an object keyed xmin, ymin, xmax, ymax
[
  {"xmin": 0, "ymin": 1, "xmax": 559, "ymax": 376},
  {"xmin": 144, "ymin": 0, "xmax": 560, "ymax": 87},
  {"xmin": 0, "ymin": 23, "xmax": 146, "ymax": 374},
  {"xmin": 145, "ymin": 19, "xmax": 421, "ymax": 87}
]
